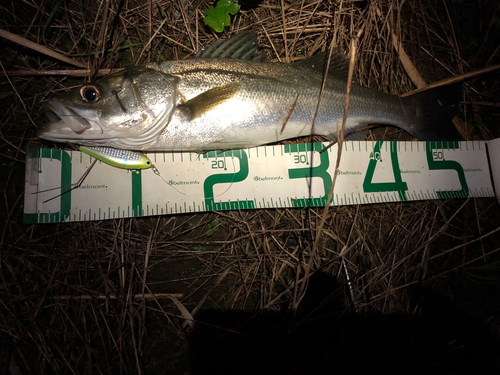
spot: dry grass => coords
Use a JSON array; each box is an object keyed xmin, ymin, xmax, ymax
[{"xmin": 1, "ymin": 0, "xmax": 500, "ymax": 373}]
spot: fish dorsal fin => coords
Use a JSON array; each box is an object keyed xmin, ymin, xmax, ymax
[
  {"xmin": 179, "ymin": 82, "xmax": 241, "ymax": 120},
  {"xmin": 195, "ymin": 30, "xmax": 267, "ymax": 61},
  {"xmin": 295, "ymin": 50, "xmax": 350, "ymax": 79}
]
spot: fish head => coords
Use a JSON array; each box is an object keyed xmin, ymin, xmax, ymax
[{"xmin": 38, "ymin": 66, "xmax": 179, "ymax": 148}]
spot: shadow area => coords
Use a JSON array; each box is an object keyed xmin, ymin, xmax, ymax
[{"xmin": 189, "ymin": 273, "xmax": 500, "ymax": 375}]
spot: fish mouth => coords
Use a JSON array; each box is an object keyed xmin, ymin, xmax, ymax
[
  {"xmin": 42, "ymin": 100, "xmax": 92, "ymax": 132},
  {"xmin": 38, "ymin": 98, "xmax": 172, "ymax": 149},
  {"xmin": 38, "ymin": 100, "xmax": 103, "ymax": 142}
]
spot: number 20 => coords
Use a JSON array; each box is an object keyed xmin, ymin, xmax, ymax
[{"xmin": 211, "ymin": 160, "xmax": 226, "ymax": 169}]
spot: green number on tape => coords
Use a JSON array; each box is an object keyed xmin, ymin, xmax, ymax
[
  {"xmin": 203, "ymin": 150, "xmax": 255, "ymax": 210},
  {"xmin": 294, "ymin": 154, "xmax": 309, "ymax": 164},
  {"xmin": 426, "ymin": 141, "xmax": 468, "ymax": 199},
  {"xmin": 211, "ymin": 160, "xmax": 227, "ymax": 169},
  {"xmin": 363, "ymin": 141, "xmax": 408, "ymax": 201},
  {"xmin": 285, "ymin": 143, "xmax": 332, "ymax": 207}
]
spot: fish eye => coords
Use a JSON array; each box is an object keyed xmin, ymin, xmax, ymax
[{"xmin": 80, "ymin": 84, "xmax": 101, "ymax": 103}]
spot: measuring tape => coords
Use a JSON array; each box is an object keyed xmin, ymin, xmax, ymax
[{"xmin": 24, "ymin": 139, "xmax": 499, "ymax": 223}]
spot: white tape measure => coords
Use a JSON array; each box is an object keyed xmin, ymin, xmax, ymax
[{"xmin": 24, "ymin": 139, "xmax": 499, "ymax": 223}]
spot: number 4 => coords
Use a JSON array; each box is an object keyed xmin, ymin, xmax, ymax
[{"xmin": 363, "ymin": 142, "xmax": 408, "ymax": 201}]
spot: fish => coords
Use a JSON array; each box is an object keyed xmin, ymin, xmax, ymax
[
  {"xmin": 38, "ymin": 31, "xmax": 461, "ymax": 151},
  {"xmin": 79, "ymin": 146, "xmax": 152, "ymax": 169}
]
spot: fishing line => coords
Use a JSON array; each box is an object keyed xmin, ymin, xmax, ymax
[
  {"xmin": 149, "ymin": 154, "xmax": 238, "ymax": 199},
  {"xmin": 149, "ymin": 164, "xmax": 194, "ymax": 198},
  {"xmin": 37, "ymin": 159, "xmax": 98, "ymax": 203}
]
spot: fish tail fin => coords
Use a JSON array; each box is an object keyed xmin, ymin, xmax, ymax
[{"xmin": 406, "ymin": 84, "xmax": 462, "ymax": 141}]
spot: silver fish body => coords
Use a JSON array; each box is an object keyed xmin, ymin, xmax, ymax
[
  {"xmin": 38, "ymin": 34, "xmax": 460, "ymax": 150},
  {"xmin": 140, "ymin": 58, "xmax": 421, "ymax": 151}
]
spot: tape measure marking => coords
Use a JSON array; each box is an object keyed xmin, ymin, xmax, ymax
[{"xmin": 23, "ymin": 140, "xmax": 496, "ymax": 223}]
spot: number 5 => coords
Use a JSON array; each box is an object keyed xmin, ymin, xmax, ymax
[{"xmin": 426, "ymin": 141, "xmax": 468, "ymax": 199}]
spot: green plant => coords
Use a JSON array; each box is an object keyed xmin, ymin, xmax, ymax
[
  {"xmin": 206, "ymin": 219, "xmax": 219, "ymax": 237},
  {"xmin": 203, "ymin": 0, "xmax": 240, "ymax": 33},
  {"xmin": 193, "ymin": 243, "xmax": 207, "ymax": 251}
]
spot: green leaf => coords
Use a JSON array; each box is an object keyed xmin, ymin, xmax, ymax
[
  {"xmin": 206, "ymin": 218, "xmax": 219, "ymax": 237},
  {"xmin": 203, "ymin": 0, "xmax": 240, "ymax": 33},
  {"xmin": 194, "ymin": 241, "xmax": 209, "ymax": 251}
]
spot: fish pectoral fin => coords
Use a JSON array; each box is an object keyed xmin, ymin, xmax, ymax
[{"xmin": 178, "ymin": 82, "xmax": 242, "ymax": 120}]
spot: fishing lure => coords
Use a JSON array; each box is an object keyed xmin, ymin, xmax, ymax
[{"xmin": 79, "ymin": 146, "xmax": 152, "ymax": 169}]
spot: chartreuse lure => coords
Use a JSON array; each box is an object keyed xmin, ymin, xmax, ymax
[{"xmin": 79, "ymin": 146, "xmax": 152, "ymax": 170}]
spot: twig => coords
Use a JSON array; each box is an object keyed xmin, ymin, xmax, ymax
[
  {"xmin": 2, "ymin": 68, "xmax": 123, "ymax": 77},
  {"xmin": 38, "ymin": 159, "xmax": 98, "ymax": 203},
  {"xmin": 280, "ymin": 93, "xmax": 299, "ymax": 134},
  {"xmin": 0, "ymin": 61, "xmax": 37, "ymax": 128},
  {"xmin": 280, "ymin": 0, "xmax": 290, "ymax": 62},
  {"xmin": 375, "ymin": 6, "xmax": 427, "ymax": 89},
  {"xmin": 295, "ymin": 31, "xmax": 361, "ymax": 309},
  {"xmin": 137, "ymin": 16, "xmax": 170, "ymax": 63},
  {"xmin": 53, "ymin": 293, "xmax": 184, "ymax": 300},
  {"xmin": 90, "ymin": 0, "xmax": 112, "ymax": 78},
  {"xmin": 0, "ymin": 28, "xmax": 87, "ymax": 68},
  {"xmin": 401, "ymin": 64, "xmax": 500, "ymax": 97},
  {"xmin": 429, "ymin": 225, "xmax": 500, "ymax": 261}
]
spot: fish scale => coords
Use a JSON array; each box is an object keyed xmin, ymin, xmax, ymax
[{"xmin": 136, "ymin": 58, "xmax": 417, "ymax": 150}]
